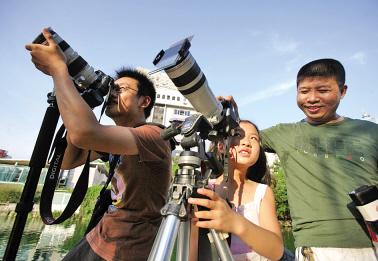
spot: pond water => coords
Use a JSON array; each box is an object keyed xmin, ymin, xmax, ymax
[
  {"xmin": 0, "ymin": 215, "xmax": 295, "ymax": 260},
  {"xmin": 0, "ymin": 215, "xmax": 85, "ymax": 261}
]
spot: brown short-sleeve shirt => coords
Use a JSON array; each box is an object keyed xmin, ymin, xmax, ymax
[{"xmin": 87, "ymin": 125, "xmax": 172, "ymax": 261}]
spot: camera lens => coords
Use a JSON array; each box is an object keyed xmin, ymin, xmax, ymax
[
  {"xmin": 164, "ymin": 52, "xmax": 223, "ymax": 125},
  {"xmin": 48, "ymin": 31, "xmax": 97, "ymax": 90}
]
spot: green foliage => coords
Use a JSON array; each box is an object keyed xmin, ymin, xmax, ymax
[
  {"xmin": 0, "ymin": 183, "xmax": 43, "ymax": 203},
  {"xmin": 172, "ymin": 156, "xmax": 179, "ymax": 176},
  {"xmin": 61, "ymin": 219, "xmax": 89, "ymax": 251},
  {"xmin": 78, "ymin": 185, "xmax": 103, "ymax": 218},
  {"xmin": 271, "ymin": 160, "xmax": 291, "ymax": 221}
]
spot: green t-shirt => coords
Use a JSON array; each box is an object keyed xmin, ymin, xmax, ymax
[{"xmin": 261, "ymin": 118, "xmax": 378, "ymax": 248}]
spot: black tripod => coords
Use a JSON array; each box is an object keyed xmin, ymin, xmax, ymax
[
  {"xmin": 148, "ymin": 114, "xmax": 234, "ymax": 261},
  {"xmin": 3, "ymin": 93, "xmax": 60, "ymax": 261}
]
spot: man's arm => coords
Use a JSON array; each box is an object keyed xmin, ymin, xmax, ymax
[
  {"xmin": 26, "ymin": 28, "xmax": 138, "ymax": 156},
  {"xmin": 260, "ymin": 128, "xmax": 277, "ymax": 153},
  {"xmin": 61, "ymin": 133, "xmax": 102, "ymax": 169}
]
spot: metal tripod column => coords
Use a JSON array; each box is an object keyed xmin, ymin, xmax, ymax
[
  {"xmin": 148, "ymin": 215, "xmax": 181, "ymax": 261},
  {"xmin": 209, "ymin": 229, "xmax": 234, "ymax": 261},
  {"xmin": 176, "ymin": 220, "xmax": 190, "ymax": 261}
]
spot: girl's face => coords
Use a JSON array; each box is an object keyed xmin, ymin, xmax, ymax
[{"xmin": 230, "ymin": 122, "xmax": 260, "ymax": 169}]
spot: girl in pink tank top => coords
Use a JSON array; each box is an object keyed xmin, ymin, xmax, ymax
[{"xmin": 189, "ymin": 120, "xmax": 284, "ymax": 261}]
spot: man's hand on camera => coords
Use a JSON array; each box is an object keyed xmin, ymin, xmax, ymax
[{"xmin": 25, "ymin": 28, "xmax": 67, "ymax": 76}]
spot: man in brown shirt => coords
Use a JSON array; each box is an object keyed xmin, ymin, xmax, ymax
[{"xmin": 26, "ymin": 28, "xmax": 172, "ymax": 261}]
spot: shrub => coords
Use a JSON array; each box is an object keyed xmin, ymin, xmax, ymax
[
  {"xmin": 78, "ymin": 185, "xmax": 103, "ymax": 218},
  {"xmin": 271, "ymin": 161, "xmax": 291, "ymax": 221},
  {"xmin": 0, "ymin": 183, "xmax": 43, "ymax": 203}
]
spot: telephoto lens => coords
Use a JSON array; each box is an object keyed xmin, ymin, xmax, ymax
[
  {"xmin": 152, "ymin": 37, "xmax": 223, "ymax": 126},
  {"xmin": 32, "ymin": 28, "xmax": 114, "ymax": 108},
  {"xmin": 33, "ymin": 27, "xmax": 99, "ymax": 90}
]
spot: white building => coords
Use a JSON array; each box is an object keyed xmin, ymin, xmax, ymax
[
  {"xmin": 137, "ymin": 68, "xmax": 197, "ymax": 150},
  {"xmin": 0, "ymin": 159, "xmax": 107, "ymax": 189},
  {"xmin": 362, "ymin": 112, "xmax": 377, "ymax": 123},
  {"xmin": 59, "ymin": 161, "xmax": 108, "ymax": 189},
  {"xmin": 139, "ymin": 67, "xmax": 196, "ymax": 128},
  {"xmin": 266, "ymin": 152, "xmax": 279, "ymax": 168}
]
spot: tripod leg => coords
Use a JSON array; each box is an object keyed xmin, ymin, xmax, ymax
[
  {"xmin": 176, "ymin": 220, "xmax": 190, "ymax": 261},
  {"xmin": 209, "ymin": 229, "xmax": 234, "ymax": 261},
  {"xmin": 4, "ymin": 103, "xmax": 60, "ymax": 261},
  {"xmin": 148, "ymin": 215, "xmax": 181, "ymax": 261}
]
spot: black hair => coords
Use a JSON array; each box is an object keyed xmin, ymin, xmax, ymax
[
  {"xmin": 240, "ymin": 120, "xmax": 272, "ymax": 185},
  {"xmin": 297, "ymin": 58, "xmax": 346, "ymax": 90},
  {"xmin": 115, "ymin": 67, "xmax": 156, "ymax": 118}
]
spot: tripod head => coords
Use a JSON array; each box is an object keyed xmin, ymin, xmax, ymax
[
  {"xmin": 160, "ymin": 109, "xmax": 237, "ymax": 221},
  {"xmin": 150, "ymin": 113, "xmax": 237, "ymax": 261}
]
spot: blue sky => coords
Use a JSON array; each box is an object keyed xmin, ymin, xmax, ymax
[{"xmin": 1, "ymin": 0, "xmax": 377, "ymax": 159}]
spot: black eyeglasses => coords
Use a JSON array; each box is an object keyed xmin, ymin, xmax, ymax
[{"xmin": 113, "ymin": 84, "xmax": 138, "ymax": 94}]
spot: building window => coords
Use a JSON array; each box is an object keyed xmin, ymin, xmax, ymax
[
  {"xmin": 157, "ymin": 94, "xmax": 160, "ymax": 98},
  {"xmin": 177, "ymin": 97, "xmax": 180, "ymax": 101},
  {"xmin": 173, "ymin": 109, "xmax": 191, "ymax": 116},
  {"xmin": 167, "ymin": 95, "xmax": 170, "ymax": 100},
  {"xmin": 172, "ymin": 96, "xmax": 175, "ymax": 101},
  {"xmin": 162, "ymin": 95, "xmax": 165, "ymax": 99}
]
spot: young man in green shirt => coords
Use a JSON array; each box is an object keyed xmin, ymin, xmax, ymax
[{"xmin": 260, "ymin": 59, "xmax": 378, "ymax": 260}]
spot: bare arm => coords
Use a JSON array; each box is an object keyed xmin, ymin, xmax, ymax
[
  {"xmin": 25, "ymin": 28, "xmax": 138, "ymax": 156},
  {"xmin": 239, "ymin": 186, "xmax": 284, "ymax": 260},
  {"xmin": 188, "ymin": 188, "xmax": 284, "ymax": 261},
  {"xmin": 61, "ymin": 133, "xmax": 102, "ymax": 169}
]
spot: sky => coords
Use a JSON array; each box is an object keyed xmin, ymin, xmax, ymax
[{"xmin": 1, "ymin": 0, "xmax": 377, "ymax": 159}]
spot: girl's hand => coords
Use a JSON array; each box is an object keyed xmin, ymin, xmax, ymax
[{"xmin": 188, "ymin": 188, "xmax": 240, "ymax": 234}]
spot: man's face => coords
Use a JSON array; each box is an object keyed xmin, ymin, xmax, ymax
[
  {"xmin": 296, "ymin": 76, "xmax": 347, "ymax": 124},
  {"xmin": 105, "ymin": 77, "xmax": 141, "ymax": 119}
]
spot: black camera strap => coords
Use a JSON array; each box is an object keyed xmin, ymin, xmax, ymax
[
  {"xmin": 40, "ymin": 124, "xmax": 92, "ymax": 225},
  {"xmin": 39, "ymin": 93, "xmax": 111, "ymax": 225},
  {"xmin": 99, "ymin": 154, "xmax": 120, "ymax": 195},
  {"xmin": 40, "ymin": 119, "xmax": 174, "ymax": 225},
  {"xmin": 84, "ymin": 153, "xmax": 119, "ymax": 234}
]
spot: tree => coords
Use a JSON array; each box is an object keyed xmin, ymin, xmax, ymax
[
  {"xmin": 271, "ymin": 159, "xmax": 291, "ymax": 221},
  {"xmin": 0, "ymin": 149, "xmax": 10, "ymax": 158}
]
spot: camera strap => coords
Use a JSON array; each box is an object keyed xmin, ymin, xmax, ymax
[
  {"xmin": 40, "ymin": 120, "xmax": 174, "ymax": 225},
  {"xmin": 40, "ymin": 124, "xmax": 92, "ymax": 225},
  {"xmin": 84, "ymin": 153, "xmax": 119, "ymax": 234},
  {"xmin": 39, "ymin": 96, "xmax": 110, "ymax": 225}
]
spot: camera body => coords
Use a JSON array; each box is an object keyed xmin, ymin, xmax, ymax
[{"xmin": 33, "ymin": 28, "xmax": 113, "ymax": 108}]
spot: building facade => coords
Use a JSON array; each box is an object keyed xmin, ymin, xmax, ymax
[
  {"xmin": 139, "ymin": 68, "xmax": 196, "ymax": 128},
  {"xmin": 362, "ymin": 112, "xmax": 377, "ymax": 123},
  {"xmin": 0, "ymin": 159, "xmax": 107, "ymax": 188}
]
